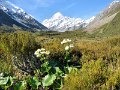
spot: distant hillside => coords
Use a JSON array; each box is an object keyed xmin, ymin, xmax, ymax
[
  {"xmin": 86, "ymin": 1, "xmax": 120, "ymax": 32},
  {"xmin": 91, "ymin": 11, "xmax": 120, "ymax": 37}
]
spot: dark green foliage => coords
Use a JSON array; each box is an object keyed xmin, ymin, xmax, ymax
[
  {"xmin": 0, "ymin": 31, "xmax": 40, "ymax": 75},
  {"xmin": 0, "ymin": 31, "xmax": 39, "ymax": 54},
  {"xmin": 14, "ymin": 81, "xmax": 26, "ymax": 90},
  {"xmin": 27, "ymin": 76, "xmax": 41, "ymax": 89}
]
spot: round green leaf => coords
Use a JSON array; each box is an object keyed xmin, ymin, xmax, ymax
[
  {"xmin": 14, "ymin": 81, "xmax": 26, "ymax": 90},
  {"xmin": 28, "ymin": 76, "xmax": 41, "ymax": 89},
  {"xmin": 42, "ymin": 74, "xmax": 56, "ymax": 87},
  {"xmin": 55, "ymin": 67, "xmax": 63, "ymax": 77},
  {"xmin": 0, "ymin": 77, "xmax": 9, "ymax": 85}
]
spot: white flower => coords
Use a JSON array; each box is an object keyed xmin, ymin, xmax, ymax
[
  {"xmin": 34, "ymin": 52, "xmax": 38, "ymax": 55},
  {"xmin": 69, "ymin": 44, "xmax": 74, "ymax": 48},
  {"xmin": 40, "ymin": 48, "xmax": 45, "ymax": 51},
  {"xmin": 36, "ymin": 54, "xmax": 41, "ymax": 58},
  {"xmin": 40, "ymin": 51, "xmax": 50, "ymax": 55},
  {"xmin": 46, "ymin": 51, "xmax": 50, "ymax": 55},
  {"xmin": 66, "ymin": 39, "xmax": 71, "ymax": 42},
  {"xmin": 61, "ymin": 41, "xmax": 64, "ymax": 44},
  {"xmin": 61, "ymin": 39, "xmax": 67, "ymax": 44},
  {"xmin": 0, "ymin": 73, "xmax": 3, "ymax": 77},
  {"xmin": 37, "ymin": 49, "xmax": 41, "ymax": 51},
  {"xmin": 34, "ymin": 48, "xmax": 50, "ymax": 58},
  {"xmin": 34, "ymin": 49, "xmax": 41, "ymax": 55},
  {"xmin": 61, "ymin": 39, "xmax": 72, "ymax": 44},
  {"xmin": 65, "ymin": 46, "xmax": 70, "ymax": 51},
  {"xmin": 40, "ymin": 51, "xmax": 46, "ymax": 54}
]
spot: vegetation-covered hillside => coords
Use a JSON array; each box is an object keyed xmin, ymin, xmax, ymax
[{"xmin": 89, "ymin": 11, "xmax": 120, "ymax": 38}]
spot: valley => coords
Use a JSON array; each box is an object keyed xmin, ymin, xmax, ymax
[{"xmin": 0, "ymin": 0, "xmax": 120, "ymax": 90}]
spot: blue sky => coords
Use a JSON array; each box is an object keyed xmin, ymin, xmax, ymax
[{"xmin": 7, "ymin": 0, "xmax": 114, "ymax": 22}]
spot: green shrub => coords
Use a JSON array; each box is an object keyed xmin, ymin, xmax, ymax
[
  {"xmin": 63, "ymin": 59, "xmax": 108, "ymax": 90},
  {"xmin": 0, "ymin": 31, "xmax": 40, "ymax": 75}
]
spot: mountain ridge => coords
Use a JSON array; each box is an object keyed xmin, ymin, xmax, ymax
[
  {"xmin": 0, "ymin": 0, "xmax": 48, "ymax": 31},
  {"xmin": 86, "ymin": 0, "xmax": 120, "ymax": 32},
  {"xmin": 42, "ymin": 12, "xmax": 95, "ymax": 32}
]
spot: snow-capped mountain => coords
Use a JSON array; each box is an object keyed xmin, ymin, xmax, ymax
[
  {"xmin": 0, "ymin": 0, "xmax": 48, "ymax": 31},
  {"xmin": 42, "ymin": 12, "xmax": 95, "ymax": 32}
]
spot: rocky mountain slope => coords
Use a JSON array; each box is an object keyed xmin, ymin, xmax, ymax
[
  {"xmin": 42, "ymin": 12, "xmax": 95, "ymax": 32},
  {"xmin": 0, "ymin": 0, "xmax": 48, "ymax": 31},
  {"xmin": 86, "ymin": 0, "xmax": 120, "ymax": 32},
  {"xmin": 91, "ymin": 10, "xmax": 120, "ymax": 37}
]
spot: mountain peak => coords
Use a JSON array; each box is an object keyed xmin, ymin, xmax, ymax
[
  {"xmin": 109, "ymin": 0, "xmax": 120, "ymax": 8},
  {"xmin": 52, "ymin": 12, "xmax": 63, "ymax": 19},
  {"xmin": 42, "ymin": 12, "xmax": 95, "ymax": 32}
]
